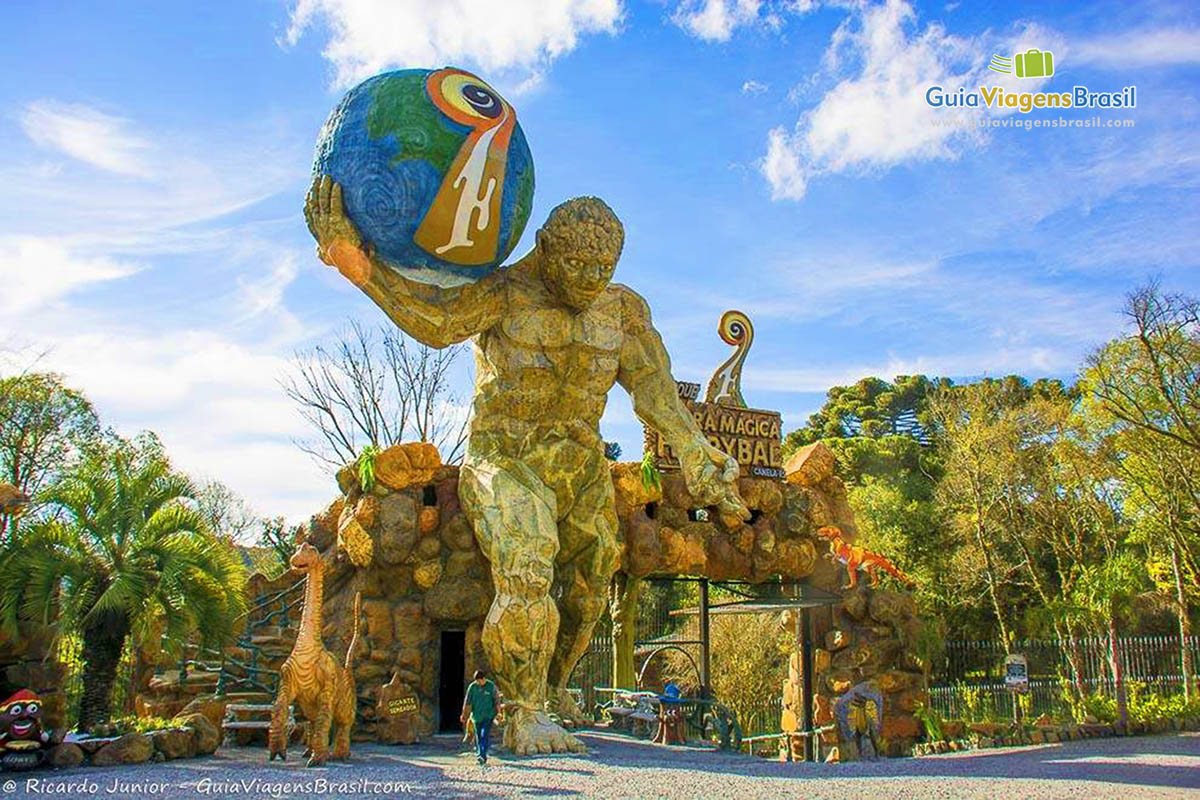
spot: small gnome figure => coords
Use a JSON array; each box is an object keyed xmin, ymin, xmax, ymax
[{"xmin": 0, "ymin": 689, "xmax": 51, "ymax": 770}]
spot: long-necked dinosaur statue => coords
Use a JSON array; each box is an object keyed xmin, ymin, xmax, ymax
[
  {"xmin": 816, "ymin": 525, "xmax": 914, "ymax": 589},
  {"xmin": 269, "ymin": 542, "xmax": 361, "ymax": 766}
]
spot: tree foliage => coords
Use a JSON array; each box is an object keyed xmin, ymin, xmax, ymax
[{"xmin": 0, "ymin": 433, "xmax": 248, "ymax": 730}]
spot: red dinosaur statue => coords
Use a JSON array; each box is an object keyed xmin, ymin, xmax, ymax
[{"xmin": 815, "ymin": 526, "xmax": 914, "ymax": 589}]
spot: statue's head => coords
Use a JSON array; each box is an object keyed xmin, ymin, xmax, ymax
[
  {"xmin": 536, "ymin": 196, "xmax": 624, "ymax": 311},
  {"xmin": 0, "ymin": 689, "xmax": 43, "ymax": 744},
  {"xmin": 290, "ymin": 541, "xmax": 322, "ymax": 572}
]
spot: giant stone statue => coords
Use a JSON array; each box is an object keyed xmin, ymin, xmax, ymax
[{"xmin": 306, "ymin": 67, "xmax": 748, "ymax": 755}]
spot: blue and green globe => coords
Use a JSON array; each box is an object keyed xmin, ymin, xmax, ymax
[{"xmin": 313, "ymin": 67, "xmax": 535, "ymax": 286}]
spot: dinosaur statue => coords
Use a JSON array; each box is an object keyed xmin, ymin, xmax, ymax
[
  {"xmin": 704, "ymin": 310, "xmax": 753, "ymax": 408},
  {"xmin": 815, "ymin": 526, "xmax": 914, "ymax": 589},
  {"xmin": 269, "ymin": 542, "xmax": 361, "ymax": 766}
]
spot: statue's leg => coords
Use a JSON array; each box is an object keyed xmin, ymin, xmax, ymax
[
  {"xmin": 268, "ymin": 667, "xmax": 295, "ymax": 761},
  {"xmin": 331, "ymin": 677, "xmax": 353, "ymax": 759},
  {"xmin": 547, "ymin": 459, "xmax": 620, "ymax": 724},
  {"xmin": 460, "ymin": 452, "xmax": 582, "ymax": 755}
]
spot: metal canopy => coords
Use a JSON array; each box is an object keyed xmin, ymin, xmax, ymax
[{"xmin": 668, "ymin": 583, "xmax": 843, "ymax": 616}]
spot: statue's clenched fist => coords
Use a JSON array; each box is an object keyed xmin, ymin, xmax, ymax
[{"xmin": 678, "ymin": 439, "xmax": 750, "ymax": 521}]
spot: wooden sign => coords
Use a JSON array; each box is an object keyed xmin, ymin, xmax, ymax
[
  {"xmin": 387, "ymin": 695, "xmax": 419, "ymax": 715},
  {"xmin": 644, "ymin": 383, "xmax": 785, "ymax": 480},
  {"xmin": 1004, "ymin": 654, "xmax": 1029, "ymax": 694}
]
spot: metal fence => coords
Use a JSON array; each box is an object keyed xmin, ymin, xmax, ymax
[{"xmin": 930, "ymin": 635, "xmax": 1200, "ymax": 721}]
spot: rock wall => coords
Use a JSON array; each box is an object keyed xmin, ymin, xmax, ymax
[
  {"xmin": 0, "ymin": 623, "xmax": 66, "ymax": 731},
  {"xmin": 137, "ymin": 440, "xmax": 926, "ymax": 755}
]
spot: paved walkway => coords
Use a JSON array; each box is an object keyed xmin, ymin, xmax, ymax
[{"xmin": 5, "ymin": 730, "xmax": 1198, "ymax": 799}]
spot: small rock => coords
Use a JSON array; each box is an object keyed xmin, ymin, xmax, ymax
[
  {"xmin": 179, "ymin": 713, "xmax": 221, "ymax": 755},
  {"xmin": 92, "ymin": 733, "xmax": 153, "ymax": 766},
  {"xmin": 47, "ymin": 742, "xmax": 84, "ymax": 768}
]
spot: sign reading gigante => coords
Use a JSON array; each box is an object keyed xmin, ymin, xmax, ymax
[{"xmin": 644, "ymin": 311, "xmax": 786, "ymax": 480}]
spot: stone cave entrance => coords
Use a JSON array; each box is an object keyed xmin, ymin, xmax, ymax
[{"xmin": 438, "ymin": 630, "xmax": 466, "ymax": 733}]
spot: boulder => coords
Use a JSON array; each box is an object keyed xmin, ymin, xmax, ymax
[
  {"xmin": 414, "ymin": 560, "xmax": 442, "ymax": 590},
  {"xmin": 784, "ymin": 443, "xmax": 836, "ymax": 487},
  {"xmin": 626, "ymin": 518, "xmax": 662, "ymax": 577},
  {"xmin": 776, "ymin": 538, "xmax": 817, "ymax": 578},
  {"xmin": 825, "ymin": 629, "xmax": 850, "ymax": 651},
  {"xmin": 439, "ymin": 514, "xmax": 476, "ymax": 552},
  {"xmin": 91, "ymin": 732, "xmax": 154, "ymax": 766},
  {"xmin": 363, "ymin": 599, "xmax": 394, "ymax": 649},
  {"xmin": 178, "ymin": 713, "xmax": 221, "ymax": 755},
  {"xmin": 610, "ymin": 462, "xmax": 662, "ymax": 507},
  {"xmin": 416, "ymin": 535, "xmax": 442, "ymax": 561},
  {"xmin": 337, "ymin": 516, "xmax": 374, "ymax": 567},
  {"xmin": 423, "ymin": 578, "xmax": 491, "ymax": 622},
  {"xmin": 374, "ymin": 443, "xmax": 441, "ymax": 491},
  {"xmin": 149, "ymin": 727, "xmax": 196, "ymax": 760},
  {"xmin": 393, "ymin": 602, "xmax": 434, "ymax": 650},
  {"xmin": 881, "ymin": 714, "xmax": 920, "ymax": 741},
  {"xmin": 47, "ymin": 742, "xmax": 84, "ymax": 768},
  {"xmin": 418, "ymin": 507, "xmax": 440, "ymax": 534},
  {"xmin": 378, "ymin": 495, "xmax": 419, "ymax": 564}
]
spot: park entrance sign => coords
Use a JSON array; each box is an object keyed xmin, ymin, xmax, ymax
[{"xmin": 644, "ymin": 311, "xmax": 785, "ymax": 479}]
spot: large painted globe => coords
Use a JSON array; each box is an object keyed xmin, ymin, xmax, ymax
[{"xmin": 313, "ymin": 67, "xmax": 535, "ymax": 287}]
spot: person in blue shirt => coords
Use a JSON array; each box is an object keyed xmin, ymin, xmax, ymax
[{"xmin": 461, "ymin": 669, "xmax": 504, "ymax": 765}]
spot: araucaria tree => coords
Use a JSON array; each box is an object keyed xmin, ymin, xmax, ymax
[{"xmin": 0, "ymin": 433, "xmax": 247, "ymax": 730}]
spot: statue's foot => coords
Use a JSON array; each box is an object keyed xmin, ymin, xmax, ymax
[
  {"xmin": 504, "ymin": 707, "xmax": 587, "ymax": 756},
  {"xmin": 545, "ymin": 687, "xmax": 588, "ymax": 727},
  {"xmin": 306, "ymin": 750, "xmax": 328, "ymax": 768}
]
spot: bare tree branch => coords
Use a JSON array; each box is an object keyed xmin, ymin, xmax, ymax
[{"xmin": 282, "ymin": 321, "xmax": 471, "ymax": 471}]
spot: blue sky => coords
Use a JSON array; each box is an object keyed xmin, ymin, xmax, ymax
[{"xmin": 2, "ymin": 0, "xmax": 1197, "ymax": 524}]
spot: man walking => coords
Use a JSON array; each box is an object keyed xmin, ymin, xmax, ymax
[{"xmin": 461, "ymin": 669, "xmax": 503, "ymax": 765}]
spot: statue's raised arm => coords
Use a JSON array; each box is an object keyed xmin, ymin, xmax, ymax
[{"xmin": 305, "ymin": 175, "xmax": 508, "ymax": 348}]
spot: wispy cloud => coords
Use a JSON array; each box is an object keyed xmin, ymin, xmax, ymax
[
  {"xmin": 20, "ymin": 101, "xmax": 152, "ymax": 177},
  {"xmin": 0, "ymin": 236, "xmax": 140, "ymax": 317},
  {"xmin": 759, "ymin": 1, "xmax": 1062, "ymax": 200},
  {"xmin": 1072, "ymin": 28, "xmax": 1200, "ymax": 68},
  {"xmin": 671, "ymin": 0, "xmax": 815, "ymax": 41},
  {"xmin": 742, "ymin": 79, "xmax": 769, "ymax": 95},
  {"xmin": 284, "ymin": 0, "xmax": 624, "ymax": 90}
]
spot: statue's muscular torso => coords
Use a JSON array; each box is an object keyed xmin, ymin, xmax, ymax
[{"xmin": 470, "ymin": 269, "xmax": 629, "ymax": 447}]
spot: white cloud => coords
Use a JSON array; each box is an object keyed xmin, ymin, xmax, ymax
[
  {"xmin": 742, "ymin": 79, "xmax": 769, "ymax": 94},
  {"xmin": 760, "ymin": 0, "xmax": 1063, "ymax": 199},
  {"xmin": 1, "ymin": 99, "xmax": 328, "ymax": 522},
  {"xmin": 20, "ymin": 101, "xmax": 152, "ymax": 178},
  {"xmin": 763, "ymin": 126, "xmax": 808, "ymax": 200},
  {"xmin": 672, "ymin": 0, "xmax": 762, "ymax": 42},
  {"xmin": 1072, "ymin": 28, "xmax": 1200, "ymax": 68},
  {"xmin": 285, "ymin": 0, "xmax": 624, "ymax": 89},
  {"xmin": 0, "ymin": 237, "xmax": 140, "ymax": 317},
  {"xmin": 671, "ymin": 0, "xmax": 815, "ymax": 41}
]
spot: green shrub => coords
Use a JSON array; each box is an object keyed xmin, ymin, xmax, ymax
[
  {"xmin": 914, "ymin": 701, "xmax": 945, "ymax": 741},
  {"xmin": 356, "ymin": 445, "xmax": 381, "ymax": 491},
  {"xmin": 88, "ymin": 715, "xmax": 180, "ymax": 737}
]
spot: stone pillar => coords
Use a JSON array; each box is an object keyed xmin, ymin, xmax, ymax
[{"xmin": 610, "ymin": 573, "xmax": 641, "ymax": 689}]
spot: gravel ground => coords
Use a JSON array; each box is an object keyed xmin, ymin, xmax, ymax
[{"xmin": 5, "ymin": 730, "xmax": 1198, "ymax": 799}]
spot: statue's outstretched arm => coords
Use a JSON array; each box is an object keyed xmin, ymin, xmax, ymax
[
  {"xmin": 305, "ymin": 176, "xmax": 507, "ymax": 348},
  {"xmin": 616, "ymin": 286, "xmax": 749, "ymax": 520}
]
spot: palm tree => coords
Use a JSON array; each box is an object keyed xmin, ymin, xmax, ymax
[{"xmin": 0, "ymin": 434, "xmax": 247, "ymax": 731}]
